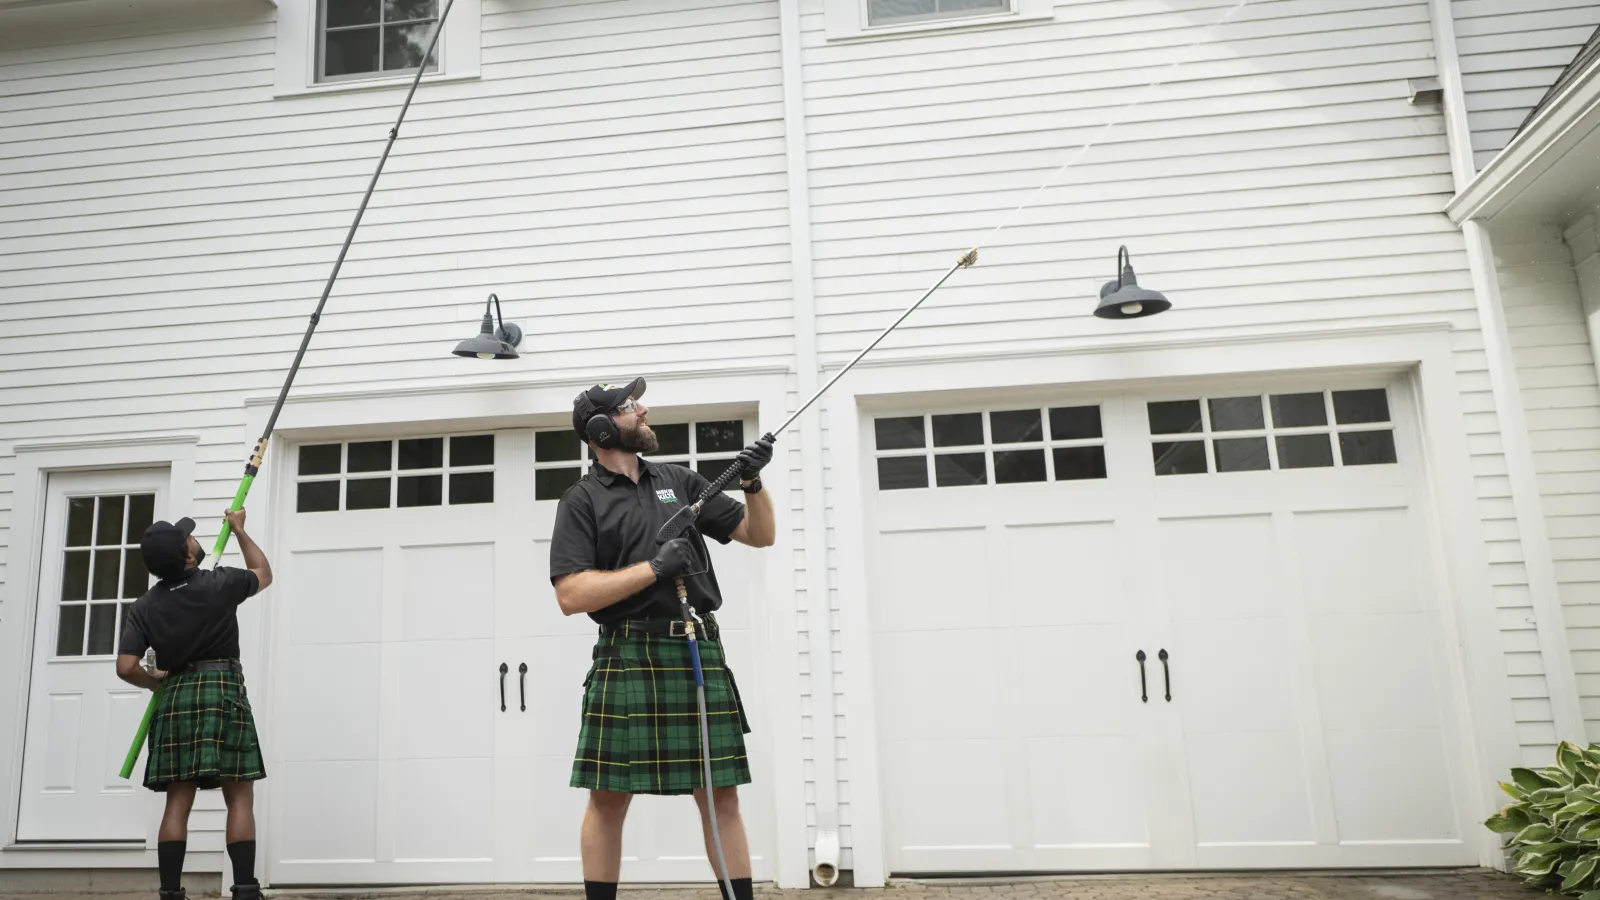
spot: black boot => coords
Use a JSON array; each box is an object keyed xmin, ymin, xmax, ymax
[{"xmin": 230, "ymin": 884, "xmax": 263, "ymax": 900}]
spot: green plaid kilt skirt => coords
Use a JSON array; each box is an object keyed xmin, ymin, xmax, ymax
[
  {"xmin": 144, "ymin": 661, "xmax": 266, "ymax": 792},
  {"xmin": 571, "ymin": 613, "xmax": 753, "ymax": 795}
]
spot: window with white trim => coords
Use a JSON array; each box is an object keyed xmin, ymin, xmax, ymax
[
  {"xmin": 1147, "ymin": 388, "xmax": 1398, "ymax": 476},
  {"xmin": 533, "ymin": 420, "xmax": 749, "ymax": 501},
  {"xmin": 295, "ymin": 434, "xmax": 495, "ymax": 512},
  {"xmin": 56, "ymin": 493, "xmax": 155, "ymax": 658},
  {"xmin": 872, "ymin": 406, "xmax": 1108, "ymax": 490},
  {"xmin": 824, "ymin": 0, "xmax": 1051, "ymax": 41},
  {"xmin": 274, "ymin": 0, "xmax": 481, "ymax": 97}
]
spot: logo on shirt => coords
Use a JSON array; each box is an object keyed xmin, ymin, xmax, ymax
[{"xmin": 656, "ymin": 488, "xmax": 679, "ymax": 504}]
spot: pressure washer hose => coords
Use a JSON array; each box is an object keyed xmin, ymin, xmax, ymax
[{"xmin": 677, "ymin": 578, "xmax": 737, "ymax": 900}]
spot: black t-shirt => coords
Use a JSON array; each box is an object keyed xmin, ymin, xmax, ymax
[
  {"xmin": 118, "ymin": 566, "xmax": 260, "ymax": 671},
  {"xmin": 549, "ymin": 458, "xmax": 747, "ymax": 624}
]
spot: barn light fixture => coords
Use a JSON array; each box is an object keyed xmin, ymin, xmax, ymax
[
  {"xmin": 1095, "ymin": 245, "xmax": 1172, "ymax": 320},
  {"xmin": 453, "ymin": 293, "xmax": 523, "ymax": 360}
]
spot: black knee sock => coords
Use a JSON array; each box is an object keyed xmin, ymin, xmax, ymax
[
  {"xmin": 226, "ymin": 840, "xmax": 257, "ymax": 886},
  {"xmin": 157, "ymin": 841, "xmax": 186, "ymax": 892},
  {"xmin": 716, "ymin": 877, "xmax": 753, "ymax": 900},
  {"xmin": 584, "ymin": 881, "xmax": 618, "ymax": 900}
]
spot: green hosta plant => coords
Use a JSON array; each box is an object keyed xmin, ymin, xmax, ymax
[{"xmin": 1488, "ymin": 741, "xmax": 1600, "ymax": 898}]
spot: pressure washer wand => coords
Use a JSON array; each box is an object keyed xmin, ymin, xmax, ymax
[
  {"xmin": 117, "ymin": 0, "xmax": 457, "ymax": 781},
  {"xmin": 677, "ymin": 577, "xmax": 738, "ymax": 900}
]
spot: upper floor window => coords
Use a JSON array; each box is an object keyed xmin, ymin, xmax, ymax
[
  {"xmin": 320, "ymin": 0, "xmax": 441, "ymax": 83},
  {"xmin": 867, "ymin": 0, "xmax": 1005, "ymax": 27},
  {"xmin": 824, "ymin": 0, "xmax": 1051, "ymax": 41}
]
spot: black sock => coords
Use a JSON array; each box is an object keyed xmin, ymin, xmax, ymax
[
  {"xmin": 716, "ymin": 877, "xmax": 753, "ymax": 900},
  {"xmin": 157, "ymin": 841, "xmax": 186, "ymax": 892},
  {"xmin": 584, "ymin": 881, "xmax": 618, "ymax": 900},
  {"xmin": 227, "ymin": 840, "xmax": 257, "ymax": 886}
]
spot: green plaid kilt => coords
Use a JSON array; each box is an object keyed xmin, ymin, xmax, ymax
[
  {"xmin": 144, "ymin": 661, "xmax": 266, "ymax": 792},
  {"xmin": 571, "ymin": 613, "xmax": 753, "ymax": 795}
]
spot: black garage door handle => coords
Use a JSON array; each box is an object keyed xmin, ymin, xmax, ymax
[{"xmin": 1136, "ymin": 650, "xmax": 1148, "ymax": 703}]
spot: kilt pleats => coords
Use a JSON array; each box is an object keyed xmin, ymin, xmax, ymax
[
  {"xmin": 144, "ymin": 662, "xmax": 266, "ymax": 792},
  {"xmin": 570, "ymin": 614, "xmax": 752, "ymax": 795}
]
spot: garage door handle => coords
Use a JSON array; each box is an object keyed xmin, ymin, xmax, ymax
[
  {"xmin": 499, "ymin": 662, "xmax": 508, "ymax": 712},
  {"xmin": 1136, "ymin": 650, "xmax": 1148, "ymax": 703},
  {"xmin": 519, "ymin": 662, "xmax": 528, "ymax": 712},
  {"xmin": 1159, "ymin": 649, "xmax": 1171, "ymax": 702}
]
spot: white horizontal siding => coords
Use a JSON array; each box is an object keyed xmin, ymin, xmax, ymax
[{"xmin": 1452, "ymin": 0, "xmax": 1600, "ymax": 170}]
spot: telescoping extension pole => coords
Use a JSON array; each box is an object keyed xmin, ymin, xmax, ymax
[{"xmin": 118, "ymin": 0, "xmax": 459, "ymax": 780}]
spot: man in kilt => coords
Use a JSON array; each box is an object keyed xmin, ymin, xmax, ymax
[
  {"xmin": 550, "ymin": 378, "xmax": 776, "ymax": 900},
  {"xmin": 115, "ymin": 509, "xmax": 273, "ymax": 900}
]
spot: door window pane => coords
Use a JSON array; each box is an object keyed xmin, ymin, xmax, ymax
[
  {"xmin": 62, "ymin": 550, "xmax": 90, "ymax": 601},
  {"xmin": 874, "ymin": 417, "xmax": 925, "ymax": 450},
  {"xmin": 1339, "ymin": 431, "xmax": 1397, "ymax": 465},
  {"xmin": 696, "ymin": 421, "xmax": 744, "ymax": 454},
  {"xmin": 452, "ymin": 434, "xmax": 495, "ymax": 467},
  {"xmin": 398, "ymin": 474, "xmax": 443, "ymax": 507},
  {"xmin": 994, "ymin": 449, "xmax": 1046, "ymax": 483},
  {"xmin": 123, "ymin": 551, "xmax": 151, "ymax": 598},
  {"xmin": 298, "ymin": 481, "xmax": 340, "ymax": 513},
  {"xmin": 1214, "ymin": 437, "xmax": 1269, "ymax": 472},
  {"xmin": 932, "ymin": 413, "xmax": 984, "ymax": 447},
  {"xmin": 1208, "ymin": 397, "xmax": 1264, "ymax": 432},
  {"xmin": 536, "ymin": 431, "xmax": 581, "ymax": 462},
  {"xmin": 126, "ymin": 494, "xmax": 155, "ymax": 543},
  {"xmin": 877, "ymin": 457, "xmax": 928, "ymax": 490},
  {"xmin": 66, "ymin": 498, "xmax": 94, "ymax": 547},
  {"xmin": 450, "ymin": 472, "xmax": 494, "ymax": 504},
  {"xmin": 1049, "ymin": 406, "xmax": 1103, "ymax": 440},
  {"xmin": 1333, "ymin": 389, "xmax": 1390, "ymax": 424},
  {"xmin": 96, "ymin": 496, "xmax": 125, "ymax": 546},
  {"xmin": 399, "ymin": 437, "xmax": 444, "ymax": 470},
  {"xmin": 536, "ymin": 468, "xmax": 581, "ymax": 501},
  {"xmin": 1148, "ymin": 400, "xmax": 1203, "ymax": 435},
  {"xmin": 299, "ymin": 444, "xmax": 342, "ymax": 476},
  {"xmin": 1053, "ymin": 446, "xmax": 1107, "ymax": 480},
  {"xmin": 87, "ymin": 604, "xmax": 118, "ymax": 655},
  {"xmin": 1153, "ymin": 441, "xmax": 1207, "ymax": 475},
  {"xmin": 348, "ymin": 441, "xmax": 392, "ymax": 472},
  {"xmin": 1276, "ymin": 434, "xmax": 1334, "ymax": 469},
  {"xmin": 1270, "ymin": 393, "xmax": 1327, "ymax": 428},
  {"xmin": 57, "ymin": 605, "xmax": 86, "ymax": 657},
  {"xmin": 990, "ymin": 410, "xmax": 1043, "ymax": 444},
  {"xmin": 934, "ymin": 452, "xmax": 986, "ymax": 486},
  {"xmin": 346, "ymin": 478, "xmax": 391, "ymax": 510},
  {"xmin": 92, "ymin": 549, "xmax": 122, "ymax": 600}
]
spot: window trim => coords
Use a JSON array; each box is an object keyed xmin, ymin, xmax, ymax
[
  {"xmin": 274, "ymin": 0, "xmax": 481, "ymax": 98},
  {"xmin": 823, "ymin": 0, "xmax": 1052, "ymax": 42}
]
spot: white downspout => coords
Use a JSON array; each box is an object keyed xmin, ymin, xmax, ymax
[
  {"xmin": 1426, "ymin": 0, "xmax": 1587, "ymax": 749},
  {"xmin": 776, "ymin": 0, "xmax": 843, "ymax": 885}
]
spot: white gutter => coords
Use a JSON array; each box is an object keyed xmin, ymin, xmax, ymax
[
  {"xmin": 776, "ymin": 0, "xmax": 843, "ymax": 886},
  {"xmin": 1429, "ymin": 0, "xmax": 1588, "ymax": 756}
]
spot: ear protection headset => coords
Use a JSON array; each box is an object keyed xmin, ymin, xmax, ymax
[{"xmin": 585, "ymin": 404, "xmax": 622, "ymax": 450}]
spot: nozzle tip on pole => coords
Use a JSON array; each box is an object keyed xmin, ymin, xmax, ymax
[{"xmin": 958, "ymin": 248, "xmax": 979, "ymax": 267}]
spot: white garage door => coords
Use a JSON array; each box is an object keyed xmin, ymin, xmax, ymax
[
  {"xmin": 267, "ymin": 421, "xmax": 773, "ymax": 886},
  {"xmin": 865, "ymin": 378, "xmax": 1476, "ymax": 874}
]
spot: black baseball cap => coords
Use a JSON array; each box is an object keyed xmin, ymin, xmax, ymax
[
  {"xmin": 571, "ymin": 377, "xmax": 647, "ymax": 438},
  {"xmin": 140, "ymin": 517, "xmax": 196, "ymax": 580}
]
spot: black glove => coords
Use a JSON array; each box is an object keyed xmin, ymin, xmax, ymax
[
  {"xmin": 649, "ymin": 536, "xmax": 698, "ymax": 581},
  {"xmin": 736, "ymin": 432, "xmax": 776, "ymax": 477}
]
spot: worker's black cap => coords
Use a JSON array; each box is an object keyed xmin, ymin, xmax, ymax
[
  {"xmin": 140, "ymin": 517, "xmax": 196, "ymax": 581},
  {"xmin": 571, "ymin": 377, "xmax": 647, "ymax": 438}
]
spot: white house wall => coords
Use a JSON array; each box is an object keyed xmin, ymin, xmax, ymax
[{"xmin": 1451, "ymin": 0, "xmax": 1600, "ymax": 170}]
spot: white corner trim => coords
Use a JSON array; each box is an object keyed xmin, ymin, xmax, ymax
[
  {"xmin": 1425, "ymin": 0, "xmax": 1476, "ymax": 194},
  {"xmin": 822, "ymin": 0, "xmax": 1051, "ymax": 42},
  {"xmin": 1445, "ymin": 34, "xmax": 1600, "ymax": 223},
  {"xmin": 272, "ymin": 0, "xmax": 480, "ymax": 99}
]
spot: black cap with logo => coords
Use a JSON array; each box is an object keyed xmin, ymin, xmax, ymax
[
  {"xmin": 571, "ymin": 377, "xmax": 647, "ymax": 439},
  {"xmin": 140, "ymin": 517, "xmax": 196, "ymax": 581}
]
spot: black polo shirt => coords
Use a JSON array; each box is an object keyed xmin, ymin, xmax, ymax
[
  {"xmin": 549, "ymin": 457, "xmax": 747, "ymax": 624},
  {"xmin": 118, "ymin": 566, "xmax": 260, "ymax": 671}
]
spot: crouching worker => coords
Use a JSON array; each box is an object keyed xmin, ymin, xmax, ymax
[{"xmin": 115, "ymin": 509, "xmax": 273, "ymax": 900}]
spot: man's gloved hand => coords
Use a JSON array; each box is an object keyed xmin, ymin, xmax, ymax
[
  {"xmin": 649, "ymin": 536, "xmax": 698, "ymax": 581},
  {"xmin": 736, "ymin": 432, "xmax": 776, "ymax": 477}
]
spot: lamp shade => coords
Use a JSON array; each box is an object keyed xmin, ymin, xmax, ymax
[
  {"xmin": 452, "ymin": 294, "xmax": 523, "ymax": 359},
  {"xmin": 1094, "ymin": 247, "xmax": 1171, "ymax": 320}
]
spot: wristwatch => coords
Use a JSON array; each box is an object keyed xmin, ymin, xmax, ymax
[{"xmin": 740, "ymin": 476, "xmax": 763, "ymax": 494}]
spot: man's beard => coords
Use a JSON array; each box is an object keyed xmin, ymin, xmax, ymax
[{"xmin": 619, "ymin": 421, "xmax": 658, "ymax": 453}]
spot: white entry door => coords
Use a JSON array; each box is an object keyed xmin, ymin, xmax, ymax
[
  {"xmin": 17, "ymin": 469, "xmax": 165, "ymax": 842},
  {"xmin": 864, "ymin": 378, "xmax": 1477, "ymax": 874}
]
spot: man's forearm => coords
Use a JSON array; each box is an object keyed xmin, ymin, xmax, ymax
[
  {"xmin": 556, "ymin": 562, "xmax": 659, "ymax": 616},
  {"xmin": 116, "ymin": 655, "xmax": 164, "ymax": 691},
  {"xmin": 742, "ymin": 484, "xmax": 776, "ymax": 547},
  {"xmin": 234, "ymin": 528, "xmax": 270, "ymax": 576}
]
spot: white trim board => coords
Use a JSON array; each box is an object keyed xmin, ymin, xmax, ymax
[
  {"xmin": 0, "ymin": 437, "xmax": 201, "ymax": 870},
  {"xmin": 824, "ymin": 326, "xmax": 1523, "ymax": 874}
]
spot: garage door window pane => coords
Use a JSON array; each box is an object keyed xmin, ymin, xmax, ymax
[
  {"xmin": 1270, "ymin": 393, "xmax": 1327, "ymax": 428},
  {"xmin": 697, "ymin": 421, "xmax": 744, "ymax": 454},
  {"xmin": 298, "ymin": 481, "xmax": 340, "ymax": 513},
  {"xmin": 935, "ymin": 452, "xmax": 986, "ymax": 486},
  {"xmin": 1149, "ymin": 400, "xmax": 1203, "ymax": 435},
  {"xmin": 874, "ymin": 417, "xmax": 925, "ymax": 450},
  {"xmin": 1333, "ymin": 389, "xmax": 1390, "ymax": 425},
  {"xmin": 536, "ymin": 468, "xmax": 581, "ymax": 500},
  {"xmin": 932, "ymin": 413, "xmax": 983, "ymax": 447},
  {"xmin": 991, "ymin": 410, "xmax": 1042, "ymax": 444},
  {"xmin": 452, "ymin": 434, "xmax": 495, "ymax": 467},
  {"xmin": 1208, "ymin": 397, "xmax": 1264, "ymax": 432},
  {"xmin": 398, "ymin": 474, "xmax": 443, "ymax": 507},
  {"xmin": 1153, "ymin": 440, "xmax": 1207, "ymax": 475},
  {"xmin": 652, "ymin": 424, "xmax": 690, "ymax": 456},
  {"xmin": 994, "ymin": 449, "xmax": 1046, "ymax": 483},
  {"xmin": 877, "ymin": 456, "xmax": 928, "ymax": 490},
  {"xmin": 348, "ymin": 441, "xmax": 392, "ymax": 472},
  {"xmin": 1277, "ymin": 434, "xmax": 1333, "ymax": 469},
  {"xmin": 347, "ymin": 478, "xmax": 390, "ymax": 509},
  {"xmin": 1214, "ymin": 437, "xmax": 1269, "ymax": 472},
  {"xmin": 697, "ymin": 458, "xmax": 741, "ymax": 491},
  {"xmin": 1053, "ymin": 446, "xmax": 1107, "ymax": 480},
  {"xmin": 399, "ymin": 437, "xmax": 443, "ymax": 470},
  {"xmin": 450, "ymin": 472, "xmax": 494, "ymax": 504},
  {"xmin": 536, "ymin": 431, "xmax": 581, "ymax": 462},
  {"xmin": 299, "ymin": 443, "xmax": 342, "ymax": 476},
  {"xmin": 1339, "ymin": 431, "xmax": 1397, "ymax": 466},
  {"xmin": 1049, "ymin": 406, "xmax": 1102, "ymax": 440}
]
